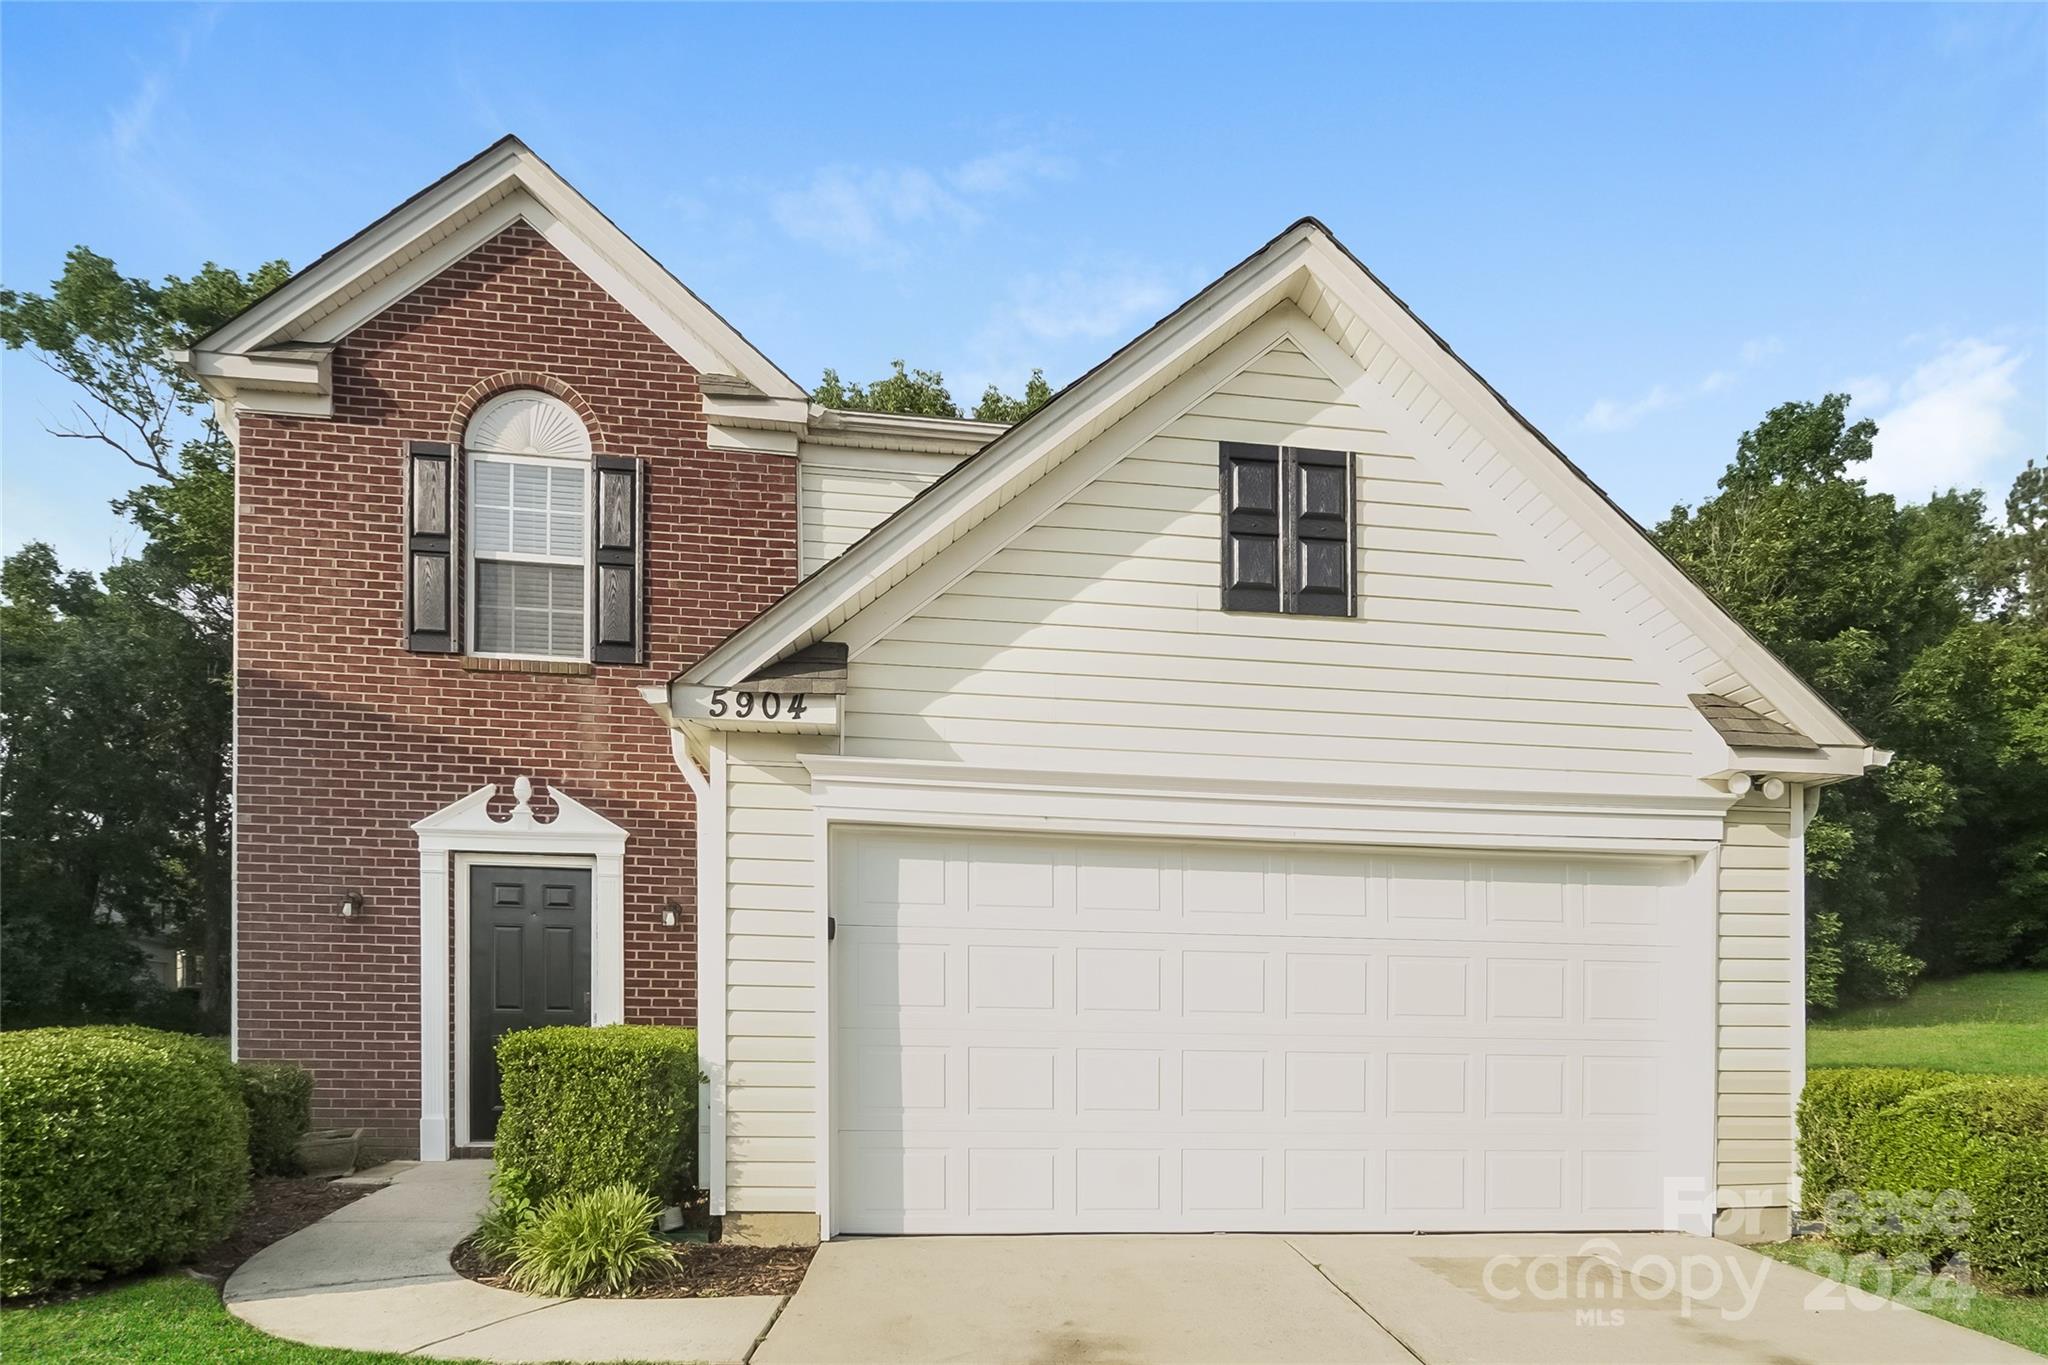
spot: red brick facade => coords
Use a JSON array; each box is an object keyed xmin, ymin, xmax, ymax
[{"xmin": 234, "ymin": 222, "xmax": 797, "ymax": 1156}]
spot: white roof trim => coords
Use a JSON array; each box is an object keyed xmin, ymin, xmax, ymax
[
  {"xmin": 678, "ymin": 218, "xmax": 1865, "ymax": 750},
  {"xmin": 186, "ymin": 136, "xmax": 803, "ymax": 407}
]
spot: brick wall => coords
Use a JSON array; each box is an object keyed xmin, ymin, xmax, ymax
[{"xmin": 234, "ymin": 222, "xmax": 797, "ymax": 1156}]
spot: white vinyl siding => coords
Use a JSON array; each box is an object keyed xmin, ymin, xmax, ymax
[
  {"xmin": 1292, "ymin": 277, "xmax": 1791, "ymax": 729},
  {"xmin": 844, "ymin": 336, "xmax": 1711, "ymax": 791},
  {"xmin": 1714, "ymin": 789, "xmax": 1801, "ymax": 1237},
  {"xmin": 799, "ymin": 447, "xmax": 961, "ymax": 576},
  {"xmin": 723, "ymin": 734, "xmax": 827, "ymax": 1211},
  {"xmin": 711, "ymin": 326, "xmax": 1804, "ymax": 1234}
]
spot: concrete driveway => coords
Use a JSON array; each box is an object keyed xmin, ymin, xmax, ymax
[{"xmin": 754, "ymin": 1233, "xmax": 2034, "ymax": 1365}]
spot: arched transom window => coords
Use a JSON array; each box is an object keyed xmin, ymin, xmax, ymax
[{"xmin": 464, "ymin": 391, "xmax": 591, "ymax": 658}]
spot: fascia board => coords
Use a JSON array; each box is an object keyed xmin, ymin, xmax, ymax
[
  {"xmin": 676, "ymin": 238, "xmax": 1318, "ymax": 687},
  {"xmin": 1296, "ymin": 235, "xmax": 1863, "ymax": 749},
  {"xmin": 195, "ymin": 143, "xmax": 804, "ymax": 402},
  {"xmin": 204, "ymin": 149, "xmax": 527, "ymax": 356}
]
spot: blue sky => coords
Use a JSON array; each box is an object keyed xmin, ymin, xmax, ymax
[{"xmin": 4, "ymin": 3, "xmax": 2043, "ymax": 572}]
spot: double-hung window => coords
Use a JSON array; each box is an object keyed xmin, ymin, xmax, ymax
[{"xmin": 464, "ymin": 392, "xmax": 591, "ymax": 659}]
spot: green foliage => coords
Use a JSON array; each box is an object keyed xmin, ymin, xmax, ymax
[
  {"xmin": 1, "ymin": 249, "xmax": 286, "ymax": 1032},
  {"xmin": 811, "ymin": 361, "xmax": 1052, "ymax": 424},
  {"xmin": 474, "ymin": 1166, "xmax": 542, "ymax": 1262},
  {"xmin": 491, "ymin": 1025, "xmax": 700, "ymax": 1206},
  {"xmin": 1655, "ymin": 393, "xmax": 2048, "ymax": 1006},
  {"xmin": 1797, "ymin": 1067, "xmax": 1961, "ymax": 1207},
  {"xmin": 1798, "ymin": 1068, "xmax": 2048, "ymax": 1292},
  {"xmin": 0, "ymin": 1027, "xmax": 249, "ymax": 1295},
  {"xmin": 0, "ymin": 544, "xmax": 231, "ymax": 1030},
  {"xmin": 971, "ymin": 368, "xmax": 1053, "ymax": 424},
  {"xmin": 238, "ymin": 1061, "xmax": 313, "ymax": 1175},
  {"xmin": 502, "ymin": 1182, "xmax": 676, "ymax": 1298}
]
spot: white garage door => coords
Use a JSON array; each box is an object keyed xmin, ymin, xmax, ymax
[{"xmin": 831, "ymin": 830, "xmax": 1710, "ymax": 1234}]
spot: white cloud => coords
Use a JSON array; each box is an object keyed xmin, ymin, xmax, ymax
[
  {"xmin": 110, "ymin": 73, "xmax": 166, "ymax": 156},
  {"xmin": 1861, "ymin": 339, "xmax": 2027, "ymax": 497},
  {"xmin": 952, "ymin": 263, "xmax": 1175, "ymax": 400},
  {"xmin": 952, "ymin": 147, "xmax": 1071, "ymax": 196},
  {"xmin": 767, "ymin": 146, "xmax": 1068, "ymax": 266},
  {"xmin": 1581, "ymin": 336, "xmax": 1784, "ymax": 432}
]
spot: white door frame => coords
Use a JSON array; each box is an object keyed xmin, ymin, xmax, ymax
[{"xmin": 413, "ymin": 777, "xmax": 627, "ymax": 1161}]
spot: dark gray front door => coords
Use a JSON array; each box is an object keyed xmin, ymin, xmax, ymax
[{"xmin": 469, "ymin": 864, "xmax": 591, "ymax": 1141}]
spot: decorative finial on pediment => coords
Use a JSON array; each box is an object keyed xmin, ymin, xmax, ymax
[{"xmin": 512, "ymin": 775, "xmax": 535, "ymax": 819}]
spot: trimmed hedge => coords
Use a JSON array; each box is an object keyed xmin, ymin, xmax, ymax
[
  {"xmin": 238, "ymin": 1061, "xmax": 313, "ymax": 1175},
  {"xmin": 492, "ymin": 1026, "xmax": 700, "ymax": 1206},
  {"xmin": 0, "ymin": 1027, "xmax": 249, "ymax": 1296},
  {"xmin": 1799, "ymin": 1067, "xmax": 2048, "ymax": 1292},
  {"xmin": 1797, "ymin": 1067, "xmax": 1960, "ymax": 1208}
]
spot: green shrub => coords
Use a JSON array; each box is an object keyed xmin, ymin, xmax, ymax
[
  {"xmin": 238, "ymin": 1061, "xmax": 313, "ymax": 1175},
  {"xmin": 492, "ymin": 1025, "xmax": 699, "ymax": 1206},
  {"xmin": 0, "ymin": 1026, "xmax": 249, "ymax": 1295},
  {"xmin": 475, "ymin": 1168, "xmax": 541, "ymax": 1263},
  {"xmin": 1856, "ymin": 1077, "xmax": 2048, "ymax": 1292},
  {"xmin": 1798, "ymin": 1067, "xmax": 1960, "ymax": 1213},
  {"xmin": 504, "ymin": 1182, "xmax": 675, "ymax": 1297},
  {"xmin": 1800, "ymin": 1067, "xmax": 2048, "ymax": 1292}
]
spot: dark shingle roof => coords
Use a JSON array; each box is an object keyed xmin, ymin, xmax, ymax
[{"xmin": 1690, "ymin": 693, "xmax": 1820, "ymax": 751}]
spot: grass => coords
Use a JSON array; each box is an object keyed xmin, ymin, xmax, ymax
[
  {"xmin": 1808, "ymin": 969, "xmax": 2048, "ymax": 1076},
  {"xmin": 0, "ymin": 1274, "xmax": 476, "ymax": 1364},
  {"xmin": 1756, "ymin": 1239, "xmax": 2048, "ymax": 1357}
]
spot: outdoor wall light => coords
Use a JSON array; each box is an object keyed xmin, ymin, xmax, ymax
[
  {"xmin": 661, "ymin": 899, "xmax": 682, "ymax": 929},
  {"xmin": 338, "ymin": 890, "xmax": 364, "ymax": 920}
]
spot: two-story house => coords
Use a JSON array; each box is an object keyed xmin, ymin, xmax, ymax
[{"xmin": 182, "ymin": 138, "xmax": 1881, "ymax": 1247}]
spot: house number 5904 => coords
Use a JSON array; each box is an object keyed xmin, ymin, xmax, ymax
[{"xmin": 707, "ymin": 688, "xmax": 808, "ymax": 720}]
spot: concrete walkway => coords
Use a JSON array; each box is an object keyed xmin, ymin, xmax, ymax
[{"xmin": 224, "ymin": 1161, "xmax": 784, "ymax": 1363}]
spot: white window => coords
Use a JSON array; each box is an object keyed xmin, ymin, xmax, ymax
[{"xmin": 464, "ymin": 392, "xmax": 593, "ymax": 659}]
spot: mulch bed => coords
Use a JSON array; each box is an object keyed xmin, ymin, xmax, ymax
[{"xmin": 453, "ymin": 1234, "xmax": 814, "ymax": 1299}]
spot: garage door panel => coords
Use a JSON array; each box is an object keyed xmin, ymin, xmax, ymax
[
  {"xmin": 837, "ymin": 834, "xmax": 1683, "ymax": 945},
  {"xmin": 840, "ymin": 927, "xmax": 1683, "ymax": 1042},
  {"xmin": 834, "ymin": 830, "xmax": 1702, "ymax": 1233},
  {"xmin": 843, "ymin": 1028, "xmax": 1672, "ymax": 1134}
]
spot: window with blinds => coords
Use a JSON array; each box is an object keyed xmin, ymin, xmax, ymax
[
  {"xmin": 470, "ymin": 457, "xmax": 586, "ymax": 657},
  {"xmin": 460, "ymin": 391, "xmax": 595, "ymax": 660}
]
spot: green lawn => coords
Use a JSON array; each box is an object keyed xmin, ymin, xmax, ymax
[
  {"xmin": 1756, "ymin": 1239, "xmax": 2048, "ymax": 1357},
  {"xmin": 2, "ymin": 1275, "xmax": 485, "ymax": 1365},
  {"xmin": 1808, "ymin": 970, "xmax": 2048, "ymax": 1075}
]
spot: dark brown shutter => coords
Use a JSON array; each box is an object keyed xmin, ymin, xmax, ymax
[
  {"xmin": 1220, "ymin": 441, "xmax": 1281, "ymax": 612},
  {"xmin": 1287, "ymin": 446, "xmax": 1352, "ymax": 617},
  {"xmin": 405, "ymin": 441, "xmax": 457, "ymax": 652},
  {"xmin": 590, "ymin": 456, "xmax": 643, "ymax": 664}
]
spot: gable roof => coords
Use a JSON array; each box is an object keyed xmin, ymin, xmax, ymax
[
  {"xmin": 177, "ymin": 136, "xmax": 804, "ymax": 417},
  {"xmin": 678, "ymin": 216, "xmax": 1869, "ymax": 754}
]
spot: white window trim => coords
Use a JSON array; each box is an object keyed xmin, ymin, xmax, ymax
[
  {"xmin": 465, "ymin": 449, "xmax": 593, "ymax": 662},
  {"xmin": 412, "ymin": 777, "xmax": 627, "ymax": 1162}
]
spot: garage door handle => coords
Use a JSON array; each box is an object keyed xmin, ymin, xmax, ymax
[{"xmin": 828, "ymin": 916, "xmax": 836, "ymax": 943}]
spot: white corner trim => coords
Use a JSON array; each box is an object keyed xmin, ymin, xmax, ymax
[{"xmin": 412, "ymin": 777, "xmax": 628, "ymax": 1161}]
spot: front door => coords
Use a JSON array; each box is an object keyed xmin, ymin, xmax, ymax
[{"xmin": 469, "ymin": 864, "xmax": 592, "ymax": 1141}]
